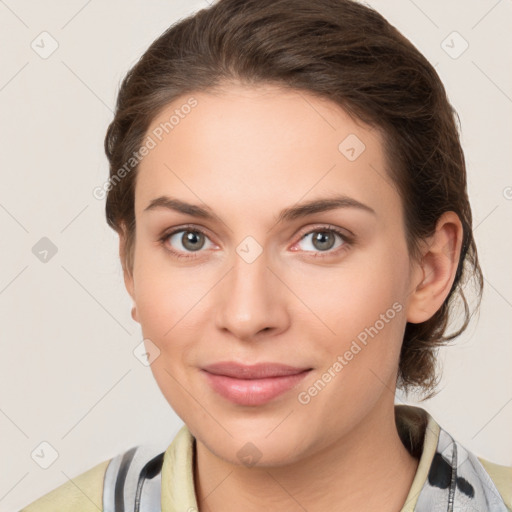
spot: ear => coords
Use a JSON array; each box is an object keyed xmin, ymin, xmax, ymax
[{"xmin": 406, "ymin": 211, "xmax": 464, "ymax": 324}]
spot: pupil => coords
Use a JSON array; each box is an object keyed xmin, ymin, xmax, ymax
[
  {"xmin": 314, "ymin": 231, "xmax": 334, "ymax": 251},
  {"xmin": 183, "ymin": 231, "xmax": 203, "ymax": 251}
]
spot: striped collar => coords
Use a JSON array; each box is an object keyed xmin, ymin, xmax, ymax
[{"xmin": 103, "ymin": 405, "xmax": 509, "ymax": 511}]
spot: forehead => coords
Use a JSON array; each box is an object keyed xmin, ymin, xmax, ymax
[{"xmin": 135, "ymin": 84, "xmax": 401, "ymax": 223}]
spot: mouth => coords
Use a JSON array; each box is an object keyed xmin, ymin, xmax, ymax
[{"xmin": 201, "ymin": 362, "xmax": 313, "ymax": 406}]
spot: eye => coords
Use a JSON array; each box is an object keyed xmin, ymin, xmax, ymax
[
  {"xmin": 159, "ymin": 224, "xmax": 353, "ymax": 260},
  {"xmin": 159, "ymin": 226, "xmax": 215, "ymax": 259},
  {"xmin": 293, "ymin": 226, "xmax": 352, "ymax": 257}
]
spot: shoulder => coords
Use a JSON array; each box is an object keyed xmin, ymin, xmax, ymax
[
  {"xmin": 18, "ymin": 440, "xmax": 167, "ymax": 512},
  {"xmin": 396, "ymin": 405, "xmax": 512, "ymax": 511},
  {"xmin": 19, "ymin": 458, "xmax": 111, "ymax": 512},
  {"xmin": 478, "ymin": 456, "xmax": 512, "ymax": 511}
]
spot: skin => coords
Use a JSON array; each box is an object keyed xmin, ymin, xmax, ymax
[{"xmin": 120, "ymin": 83, "xmax": 463, "ymax": 512}]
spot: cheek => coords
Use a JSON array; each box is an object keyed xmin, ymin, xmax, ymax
[
  {"xmin": 302, "ymin": 254, "xmax": 405, "ymax": 336},
  {"xmin": 133, "ymin": 265, "xmax": 202, "ymax": 413},
  {"xmin": 132, "ymin": 259, "xmax": 216, "ymax": 399},
  {"xmin": 295, "ymin": 246, "xmax": 408, "ymax": 380},
  {"xmin": 132, "ymin": 243, "xmax": 204, "ymax": 338}
]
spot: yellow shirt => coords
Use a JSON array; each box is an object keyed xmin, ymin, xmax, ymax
[{"xmin": 19, "ymin": 405, "xmax": 512, "ymax": 511}]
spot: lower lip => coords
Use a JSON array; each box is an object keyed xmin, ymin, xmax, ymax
[{"xmin": 202, "ymin": 370, "xmax": 311, "ymax": 406}]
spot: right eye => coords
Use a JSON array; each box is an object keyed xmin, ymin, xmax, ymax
[{"xmin": 159, "ymin": 226, "xmax": 216, "ymax": 259}]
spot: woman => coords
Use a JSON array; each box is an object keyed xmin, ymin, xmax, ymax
[{"xmin": 21, "ymin": 0, "xmax": 511, "ymax": 510}]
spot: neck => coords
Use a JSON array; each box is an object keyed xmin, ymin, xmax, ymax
[{"xmin": 193, "ymin": 401, "xmax": 420, "ymax": 512}]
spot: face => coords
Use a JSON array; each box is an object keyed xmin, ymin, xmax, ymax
[{"xmin": 124, "ymin": 84, "xmax": 423, "ymax": 466}]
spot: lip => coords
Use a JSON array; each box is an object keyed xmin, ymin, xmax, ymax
[
  {"xmin": 202, "ymin": 361, "xmax": 311, "ymax": 379},
  {"xmin": 201, "ymin": 362, "xmax": 312, "ymax": 406}
]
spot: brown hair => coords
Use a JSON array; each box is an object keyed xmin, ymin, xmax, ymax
[{"xmin": 104, "ymin": 0, "xmax": 483, "ymax": 398}]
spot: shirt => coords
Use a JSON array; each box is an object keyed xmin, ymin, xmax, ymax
[{"xmin": 19, "ymin": 404, "xmax": 512, "ymax": 511}]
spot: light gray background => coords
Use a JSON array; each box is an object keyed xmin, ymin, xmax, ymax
[{"xmin": 1, "ymin": 1, "xmax": 511, "ymax": 510}]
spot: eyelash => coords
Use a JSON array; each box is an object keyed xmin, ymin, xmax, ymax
[{"xmin": 158, "ymin": 224, "xmax": 354, "ymax": 260}]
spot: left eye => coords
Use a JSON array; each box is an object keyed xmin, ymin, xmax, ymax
[{"xmin": 295, "ymin": 228, "xmax": 347, "ymax": 254}]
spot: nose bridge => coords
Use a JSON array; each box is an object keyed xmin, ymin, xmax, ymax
[
  {"xmin": 214, "ymin": 238, "xmax": 285, "ymax": 338},
  {"xmin": 229, "ymin": 241, "xmax": 274, "ymax": 309}
]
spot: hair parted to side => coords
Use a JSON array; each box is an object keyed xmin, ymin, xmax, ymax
[{"xmin": 104, "ymin": 0, "xmax": 483, "ymax": 398}]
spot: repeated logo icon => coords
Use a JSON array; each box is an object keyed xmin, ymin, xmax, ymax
[
  {"xmin": 338, "ymin": 134, "xmax": 366, "ymax": 162},
  {"xmin": 236, "ymin": 236, "xmax": 263, "ymax": 264},
  {"xmin": 441, "ymin": 31, "xmax": 469, "ymax": 60},
  {"xmin": 133, "ymin": 339, "xmax": 161, "ymax": 366},
  {"xmin": 236, "ymin": 441, "xmax": 263, "ymax": 467},
  {"xmin": 31, "ymin": 237, "xmax": 58, "ymax": 263},
  {"xmin": 31, "ymin": 441, "xmax": 59, "ymax": 469},
  {"xmin": 30, "ymin": 31, "xmax": 59, "ymax": 60}
]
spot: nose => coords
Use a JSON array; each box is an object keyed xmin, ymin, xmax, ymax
[{"xmin": 214, "ymin": 245, "xmax": 289, "ymax": 342}]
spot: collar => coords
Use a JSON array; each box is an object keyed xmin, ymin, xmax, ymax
[{"xmin": 160, "ymin": 405, "xmax": 508, "ymax": 511}]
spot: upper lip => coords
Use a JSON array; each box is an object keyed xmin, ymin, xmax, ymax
[{"xmin": 202, "ymin": 362, "xmax": 312, "ymax": 379}]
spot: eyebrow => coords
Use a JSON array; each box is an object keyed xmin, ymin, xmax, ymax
[{"xmin": 143, "ymin": 194, "xmax": 376, "ymax": 223}]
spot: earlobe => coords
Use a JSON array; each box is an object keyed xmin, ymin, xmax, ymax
[{"xmin": 406, "ymin": 212, "xmax": 463, "ymax": 324}]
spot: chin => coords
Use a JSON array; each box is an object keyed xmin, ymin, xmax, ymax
[{"xmin": 200, "ymin": 426, "xmax": 310, "ymax": 468}]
